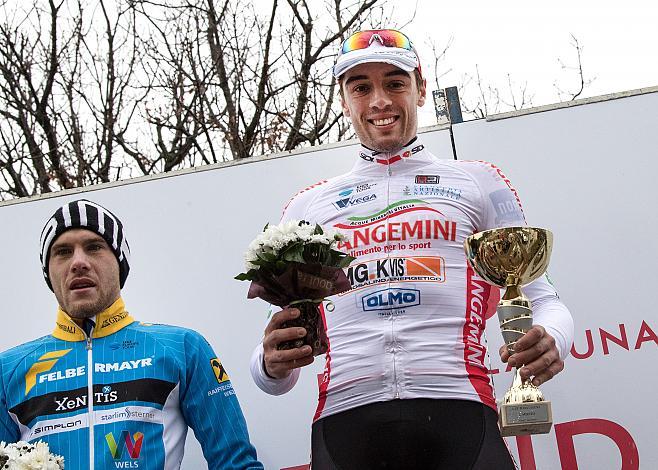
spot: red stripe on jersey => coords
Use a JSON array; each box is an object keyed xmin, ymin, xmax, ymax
[
  {"xmin": 463, "ymin": 264, "xmax": 497, "ymax": 410},
  {"xmin": 282, "ymin": 180, "xmax": 329, "ymax": 215},
  {"xmin": 313, "ymin": 303, "xmax": 331, "ymax": 422}
]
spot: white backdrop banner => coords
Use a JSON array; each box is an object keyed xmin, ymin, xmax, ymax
[{"xmin": 0, "ymin": 89, "xmax": 655, "ymax": 469}]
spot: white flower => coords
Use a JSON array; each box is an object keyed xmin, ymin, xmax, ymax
[
  {"xmin": 240, "ymin": 220, "xmax": 350, "ymax": 272},
  {"xmin": 0, "ymin": 440, "xmax": 64, "ymax": 469}
]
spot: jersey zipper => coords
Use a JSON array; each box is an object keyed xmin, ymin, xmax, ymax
[
  {"xmin": 386, "ymin": 162, "xmax": 400, "ymax": 399},
  {"xmin": 86, "ymin": 334, "xmax": 94, "ymax": 469}
]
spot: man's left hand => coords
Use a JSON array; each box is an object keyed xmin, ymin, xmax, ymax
[{"xmin": 499, "ymin": 325, "xmax": 564, "ymax": 387}]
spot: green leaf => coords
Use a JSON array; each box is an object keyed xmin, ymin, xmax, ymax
[
  {"xmin": 314, "ymin": 223, "xmax": 323, "ymax": 235},
  {"xmin": 262, "ymin": 222, "xmax": 270, "ymax": 232},
  {"xmin": 282, "ymin": 245, "xmax": 306, "ymax": 263},
  {"xmin": 337, "ymin": 254, "xmax": 356, "ymax": 268},
  {"xmin": 258, "ymin": 251, "xmax": 277, "ymax": 262}
]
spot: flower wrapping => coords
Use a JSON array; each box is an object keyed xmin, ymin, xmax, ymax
[{"xmin": 236, "ymin": 221, "xmax": 354, "ymax": 355}]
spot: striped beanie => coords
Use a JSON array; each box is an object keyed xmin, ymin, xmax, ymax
[{"xmin": 40, "ymin": 199, "xmax": 131, "ymax": 291}]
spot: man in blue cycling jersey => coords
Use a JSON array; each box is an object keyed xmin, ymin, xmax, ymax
[{"xmin": 0, "ymin": 199, "xmax": 263, "ymax": 469}]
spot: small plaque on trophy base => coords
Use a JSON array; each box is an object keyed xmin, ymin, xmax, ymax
[{"xmin": 499, "ymin": 401, "xmax": 553, "ymax": 437}]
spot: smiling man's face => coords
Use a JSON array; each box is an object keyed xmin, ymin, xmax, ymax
[
  {"xmin": 340, "ymin": 62, "xmax": 426, "ymax": 153},
  {"xmin": 48, "ymin": 229, "xmax": 120, "ymax": 320}
]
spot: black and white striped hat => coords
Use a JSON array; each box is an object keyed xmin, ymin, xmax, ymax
[{"xmin": 40, "ymin": 199, "xmax": 131, "ymax": 291}]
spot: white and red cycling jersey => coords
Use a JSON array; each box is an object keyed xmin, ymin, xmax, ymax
[{"xmin": 251, "ymin": 138, "xmax": 573, "ymax": 422}]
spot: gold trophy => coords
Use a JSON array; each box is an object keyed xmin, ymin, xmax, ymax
[{"xmin": 464, "ymin": 227, "xmax": 553, "ymax": 437}]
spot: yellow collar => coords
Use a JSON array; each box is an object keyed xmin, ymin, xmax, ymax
[{"xmin": 52, "ymin": 297, "xmax": 135, "ymax": 341}]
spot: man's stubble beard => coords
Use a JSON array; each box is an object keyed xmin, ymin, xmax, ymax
[{"xmin": 62, "ymin": 292, "xmax": 118, "ymax": 320}]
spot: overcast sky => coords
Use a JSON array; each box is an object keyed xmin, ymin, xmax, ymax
[{"xmin": 390, "ymin": 0, "xmax": 657, "ymax": 125}]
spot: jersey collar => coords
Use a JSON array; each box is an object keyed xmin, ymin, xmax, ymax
[
  {"xmin": 352, "ymin": 137, "xmax": 432, "ymax": 175},
  {"xmin": 52, "ymin": 297, "xmax": 134, "ymax": 341}
]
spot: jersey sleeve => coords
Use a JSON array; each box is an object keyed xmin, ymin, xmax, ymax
[
  {"xmin": 0, "ymin": 358, "xmax": 20, "ymax": 443},
  {"xmin": 462, "ymin": 160, "xmax": 527, "ymax": 230},
  {"xmin": 523, "ymin": 275, "xmax": 574, "ymax": 359},
  {"xmin": 249, "ymin": 342, "xmax": 300, "ymax": 395},
  {"xmin": 179, "ymin": 331, "xmax": 263, "ymax": 469},
  {"xmin": 463, "ymin": 160, "xmax": 574, "ymax": 358},
  {"xmin": 279, "ymin": 179, "xmax": 330, "ymax": 223}
]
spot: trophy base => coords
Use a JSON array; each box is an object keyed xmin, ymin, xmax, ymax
[{"xmin": 499, "ymin": 400, "xmax": 553, "ymax": 437}]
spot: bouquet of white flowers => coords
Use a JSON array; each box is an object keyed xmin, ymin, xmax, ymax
[
  {"xmin": 236, "ymin": 220, "xmax": 354, "ymax": 355},
  {"xmin": 0, "ymin": 441, "xmax": 64, "ymax": 469}
]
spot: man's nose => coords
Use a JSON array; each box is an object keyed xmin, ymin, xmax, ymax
[
  {"xmin": 369, "ymin": 87, "xmax": 392, "ymax": 110},
  {"xmin": 70, "ymin": 249, "xmax": 91, "ymax": 272}
]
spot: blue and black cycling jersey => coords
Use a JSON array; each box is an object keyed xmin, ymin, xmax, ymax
[{"xmin": 0, "ymin": 298, "xmax": 262, "ymax": 469}]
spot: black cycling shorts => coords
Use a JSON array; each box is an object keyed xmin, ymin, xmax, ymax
[{"xmin": 310, "ymin": 398, "xmax": 516, "ymax": 470}]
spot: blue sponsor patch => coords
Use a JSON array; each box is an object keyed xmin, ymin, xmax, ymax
[
  {"xmin": 362, "ymin": 288, "xmax": 421, "ymax": 311},
  {"xmin": 339, "ymin": 189, "xmax": 353, "ymax": 197},
  {"xmin": 489, "ymin": 189, "xmax": 522, "ymax": 224},
  {"xmin": 333, "ymin": 193, "xmax": 377, "ymax": 210}
]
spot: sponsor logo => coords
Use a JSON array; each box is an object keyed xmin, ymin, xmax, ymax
[
  {"xmin": 56, "ymin": 322, "xmax": 76, "ymax": 334},
  {"xmin": 210, "ymin": 358, "xmax": 230, "ymax": 384},
  {"xmin": 332, "ymin": 193, "xmax": 377, "ymax": 210},
  {"xmin": 37, "ymin": 366, "xmax": 85, "ymax": 385},
  {"xmin": 25, "ymin": 349, "xmax": 73, "ymax": 396},
  {"xmin": 100, "ymin": 311, "xmax": 128, "ymax": 329},
  {"xmin": 335, "ymin": 200, "xmax": 457, "ymax": 253},
  {"xmin": 55, "ymin": 389, "xmax": 118, "ymax": 412},
  {"xmin": 208, "ymin": 383, "xmax": 235, "ymax": 397},
  {"xmin": 106, "ymin": 431, "xmax": 144, "ymax": 463},
  {"xmin": 345, "ymin": 256, "xmax": 445, "ymax": 291},
  {"xmin": 415, "ymin": 175, "xmax": 440, "ymax": 184},
  {"xmin": 463, "ymin": 269, "xmax": 491, "ymax": 370},
  {"xmin": 362, "ymin": 288, "xmax": 421, "ymax": 311},
  {"xmin": 36, "ymin": 358, "xmax": 152, "ymax": 387},
  {"xmin": 111, "ymin": 340, "xmax": 139, "ymax": 351},
  {"xmin": 95, "ymin": 358, "xmax": 152, "ymax": 373},
  {"xmin": 489, "ymin": 189, "xmax": 523, "ymax": 225},
  {"xmin": 476, "ymin": 160, "xmax": 525, "ymax": 217},
  {"xmin": 100, "ymin": 407, "xmax": 157, "ymax": 422},
  {"xmin": 337, "ymin": 183, "xmax": 376, "ymax": 198},
  {"xmin": 32, "ymin": 418, "xmax": 84, "ymax": 437},
  {"xmin": 403, "ymin": 185, "xmax": 462, "ymax": 200},
  {"xmin": 360, "ymin": 144, "xmax": 424, "ymax": 165}
]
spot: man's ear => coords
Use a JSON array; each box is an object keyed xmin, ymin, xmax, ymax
[
  {"xmin": 341, "ymin": 96, "xmax": 351, "ymax": 117},
  {"xmin": 417, "ymin": 78, "xmax": 427, "ymax": 107}
]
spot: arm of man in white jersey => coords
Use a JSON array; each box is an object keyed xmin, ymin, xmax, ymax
[
  {"xmin": 462, "ymin": 160, "xmax": 574, "ymax": 387},
  {"xmin": 250, "ymin": 181, "xmax": 328, "ymax": 395}
]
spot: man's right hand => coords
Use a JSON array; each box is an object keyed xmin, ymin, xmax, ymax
[{"xmin": 263, "ymin": 307, "xmax": 314, "ymax": 379}]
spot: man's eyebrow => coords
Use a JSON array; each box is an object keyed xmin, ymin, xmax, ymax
[
  {"xmin": 50, "ymin": 240, "xmax": 71, "ymax": 250},
  {"xmin": 344, "ymin": 69, "xmax": 411, "ymax": 86},
  {"xmin": 384, "ymin": 70, "xmax": 411, "ymax": 79},
  {"xmin": 344, "ymin": 74, "xmax": 368, "ymax": 87}
]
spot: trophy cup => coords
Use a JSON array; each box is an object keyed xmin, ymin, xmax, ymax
[{"xmin": 464, "ymin": 227, "xmax": 553, "ymax": 437}]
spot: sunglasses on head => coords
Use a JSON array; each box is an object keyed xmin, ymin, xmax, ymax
[{"xmin": 340, "ymin": 29, "xmax": 413, "ymax": 55}]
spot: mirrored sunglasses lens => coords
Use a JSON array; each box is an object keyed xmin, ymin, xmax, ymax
[{"xmin": 341, "ymin": 30, "xmax": 410, "ymax": 53}]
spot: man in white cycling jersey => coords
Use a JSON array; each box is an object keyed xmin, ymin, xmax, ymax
[{"xmin": 250, "ymin": 29, "xmax": 573, "ymax": 470}]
